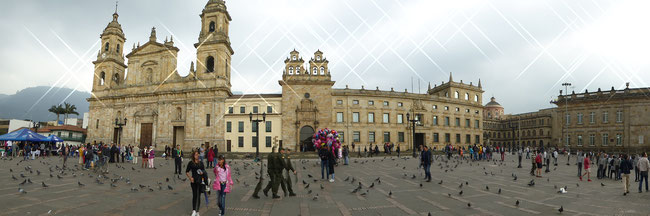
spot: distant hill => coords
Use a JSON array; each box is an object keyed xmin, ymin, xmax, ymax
[{"xmin": 0, "ymin": 86, "xmax": 90, "ymax": 122}]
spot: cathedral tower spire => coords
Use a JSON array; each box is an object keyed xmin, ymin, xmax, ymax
[
  {"xmin": 194, "ymin": 0, "xmax": 233, "ymax": 88},
  {"xmin": 92, "ymin": 9, "xmax": 127, "ymax": 90}
]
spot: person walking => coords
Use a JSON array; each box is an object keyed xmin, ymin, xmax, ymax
[
  {"xmin": 634, "ymin": 155, "xmax": 640, "ymax": 182},
  {"xmin": 186, "ymin": 151, "xmax": 207, "ymax": 216},
  {"xmin": 580, "ymin": 153, "xmax": 592, "ymax": 182},
  {"xmin": 206, "ymin": 147, "xmax": 215, "ymax": 168},
  {"xmin": 421, "ymin": 146, "xmax": 432, "ymax": 182},
  {"xmin": 213, "ymin": 155, "xmax": 233, "ymax": 216},
  {"xmin": 148, "ymin": 146, "xmax": 155, "ymax": 169},
  {"xmin": 142, "ymin": 147, "xmax": 148, "ymax": 168},
  {"xmin": 637, "ymin": 152, "xmax": 650, "ymax": 193},
  {"xmin": 327, "ymin": 146, "xmax": 336, "ymax": 182},
  {"xmin": 343, "ymin": 146, "xmax": 349, "ymax": 165},
  {"xmin": 530, "ymin": 150, "xmax": 537, "ymax": 176},
  {"xmin": 535, "ymin": 151, "xmax": 543, "ymax": 177},
  {"xmin": 260, "ymin": 146, "xmax": 281, "ymax": 199},
  {"xmin": 517, "ymin": 148, "xmax": 522, "ymax": 168},
  {"xmin": 577, "ymin": 152, "xmax": 584, "ymax": 177},
  {"xmin": 281, "ymin": 148, "xmax": 296, "ymax": 196},
  {"xmin": 173, "ymin": 145, "xmax": 183, "ymax": 174},
  {"xmin": 620, "ymin": 154, "xmax": 633, "ymax": 195},
  {"xmin": 396, "ymin": 145, "xmax": 401, "ymax": 158}
]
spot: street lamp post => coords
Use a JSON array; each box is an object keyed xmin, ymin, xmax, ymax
[
  {"xmin": 406, "ymin": 113, "xmax": 419, "ymax": 157},
  {"xmin": 114, "ymin": 117, "xmax": 127, "ymax": 145},
  {"xmin": 509, "ymin": 120, "xmax": 520, "ymax": 168},
  {"xmin": 250, "ymin": 112, "xmax": 266, "ymax": 161},
  {"xmin": 562, "ymin": 82, "xmax": 571, "ymax": 150}
]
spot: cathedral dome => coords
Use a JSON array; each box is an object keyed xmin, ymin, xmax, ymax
[{"xmin": 485, "ymin": 97, "xmax": 502, "ymax": 107}]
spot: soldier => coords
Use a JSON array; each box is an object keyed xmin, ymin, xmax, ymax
[
  {"xmin": 282, "ymin": 148, "xmax": 297, "ymax": 196},
  {"xmin": 251, "ymin": 151, "xmax": 265, "ymax": 199},
  {"xmin": 272, "ymin": 147, "xmax": 286, "ymax": 197},
  {"xmin": 261, "ymin": 146, "xmax": 281, "ymax": 199}
]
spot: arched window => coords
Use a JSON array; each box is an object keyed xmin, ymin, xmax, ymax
[
  {"xmin": 104, "ymin": 42, "xmax": 109, "ymax": 52},
  {"xmin": 116, "ymin": 44, "xmax": 120, "ymax": 53},
  {"xmin": 206, "ymin": 56, "xmax": 215, "ymax": 72},
  {"xmin": 292, "ymin": 55, "xmax": 297, "ymax": 60},
  {"xmin": 465, "ymin": 93, "xmax": 469, "ymax": 100},
  {"xmin": 532, "ymin": 130, "xmax": 536, "ymax": 136},
  {"xmin": 176, "ymin": 107, "xmax": 182, "ymax": 120},
  {"xmin": 117, "ymin": 111, "xmax": 122, "ymax": 119},
  {"xmin": 113, "ymin": 73, "xmax": 120, "ymax": 84},
  {"xmin": 444, "ymin": 91, "xmax": 449, "ymax": 97},
  {"xmin": 317, "ymin": 56, "xmax": 321, "ymax": 61},
  {"xmin": 320, "ymin": 66, "xmax": 325, "ymax": 75},
  {"xmin": 539, "ymin": 129, "xmax": 543, "ymax": 136},
  {"xmin": 209, "ymin": 21, "xmax": 216, "ymax": 32},
  {"xmin": 225, "ymin": 59, "xmax": 228, "ymax": 77},
  {"xmin": 99, "ymin": 72, "xmax": 105, "ymax": 86},
  {"xmin": 474, "ymin": 95, "xmax": 478, "ymax": 102},
  {"xmin": 289, "ymin": 67, "xmax": 294, "ymax": 75},
  {"xmin": 296, "ymin": 67, "xmax": 300, "ymax": 74},
  {"xmin": 313, "ymin": 67, "xmax": 317, "ymax": 75}
]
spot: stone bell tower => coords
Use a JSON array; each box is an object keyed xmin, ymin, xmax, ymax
[
  {"xmin": 194, "ymin": 0, "xmax": 233, "ymax": 89},
  {"xmin": 92, "ymin": 9, "xmax": 127, "ymax": 90}
]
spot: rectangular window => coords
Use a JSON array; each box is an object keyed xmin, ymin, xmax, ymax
[
  {"xmin": 352, "ymin": 112, "xmax": 360, "ymax": 123},
  {"xmin": 336, "ymin": 100, "xmax": 343, "ymax": 105},
  {"xmin": 238, "ymin": 136, "xmax": 244, "ymax": 147},
  {"xmin": 455, "ymin": 118, "xmax": 460, "ymax": 127},
  {"xmin": 368, "ymin": 113, "xmax": 375, "ymax": 123},
  {"xmin": 602, "ymin": 111, "xmax": 608, "ymax": 123},
  {"xmin": 616, "ymin": 110, "xmax": 623, "ymax": 123},
  {"xmin": 433, "ymin": 105, "xmax": 438, "ymax": 110},
  {"xmin": 398, "ymin": 102, "xmax": 403, "ymax": 107},
  {"xmin": 252, "ymin": 122, "xmax": 258, "ymax": 132},
  {"xmin": 353, "ymin": 100, "xmax": 359, "ymax": 105},
  {"xmin": 433, "ymin": 116, "xmax": 438, "ymax": 125},
  {"xmin": 589, "ymin": 134, "xmax": 595, "ymax": 146},
  {"xmin": 353, "ymin": 131, "xmax": 360, "ymax": 142},
  {"xmin": 433, "ymin": 133, "xmax": 439, "ymax": 142},
  {"xmin": 206, "ymin": 114, "xmax": 211, "ymax": 126},
  {"xmin": 267, "ymin": 106, "xmax": 273, "ymax": 113},
  {"xmin": 475, "ymin": 135, "xmax": 480, "ymax": 144},
  {"xmin": 383, "ymin": 132, "xmax": 390, "ymax": 142},
  {"xmin": 368, "ymin": 131, "xmax": 375, "ymax": 143},
  {"xmin": 465, "ymin": 134, "xmax": 471, "ymax": 144},
  {"xmin": 602, "ymin": 133, "xmax": 608, "ymax": 146},
  {"xmin": 265, "ymin": 136, "xmax": 272, "ymax": 147},
  {"xmin": 253, "ymin": 106, "xmax": 258, "ymax": 114},
  {"xmin": 465, "ymin": 119, "xmax": 470, "ymax": 128},
  {"xmin": 383, "ymin": 113, "xmax": 389, "ymax": 123},
  {"xmin": 238, "ymin": 121, "xmax": 244, "ymax": 132},
  {"xmin": 444, "ymin": 117, "xmax": 450, "ymax": 126},
  {"xmin": 565, "ymin": 114, "xmax": 570, "ymax": 125},
  {"xmin": 265, "ymin": 121, "xmax": 272, "ymax": 132},
  {"xmin": 336, "ymin": 112, "xmax": 344, "ymax": 122},
  {"xmin": 228, "ymin": 107, "xmax": 234, "ymax": 114},
  {"xmin": 397, "ymin": 114, "xmax": 403, "ymax": 124},
  {"xmin": 566, "ymin": 135, "xmax": 571, "ymax": 146},
  {"xmin": 616, "ymin": 134, "xmax": 622, "ymax": 146},
  {"xmin": 590, "ymin": 112, "xmax": 595, "ymax": 124},
  {"xmin": 455, "ymin": 134, "xmax": 461, "ymax": 143},
  {"xmin": 577, "ymin": 113, "xmax": 583, "ymax": 124},
  {"xmin": 340, "ymin": 132, "xmax": 344, "ymax": 143},
  {"xmin": 444, "ymin": 106, "xmax": 449, "ymax": 110},
  {"xmin": 474, "ymin": 120, "xmax": 479, "ymax": 129},
  {"xmin": 226, "ymin": 121, "xmax": 232, "ymax": 132},
  {"xmin": 252, "ymin": 136, "xmax": 258, "ymax": 147},
  {"xmin": 368, "ymin": 100, "xmax": 374, "ymax": 105},
  {"xmin": 240, "ymin": 106, "xmax": 245, "ymax": 114},
  {"xmin": 383, "ymin": 101, "xmax": 389, "ymax": 106},
  {"xmin": 96, "ymin": 119, "xmax": 99, "ymax": 129},
  {"xmin": 577, "ymin": 135, "xmax": 583, "ymax": 146},
  {"xmin": 398, "ymin": 132, "xmax": 404, "ymax": 142},
  {"xmin": 69, "ymin": 132, "xmax": 73, "ymax": 138},
  {"xmin": 445, "ymin": 133, "xmax": 450, "ymax": 142}
]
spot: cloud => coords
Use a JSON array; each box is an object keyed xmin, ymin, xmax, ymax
[{"xmin": 0, "ymin": 0, "xmax": 648, "ymax": 114}]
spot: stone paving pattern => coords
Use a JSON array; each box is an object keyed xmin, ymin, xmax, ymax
[{"xmin": 1, "ymin": 154, "xmax": 649, "ymax": 215}]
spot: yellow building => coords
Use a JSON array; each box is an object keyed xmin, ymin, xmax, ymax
[{"xmin": 224, "ymin": 94, "xmax": 282, "ymax": 152}]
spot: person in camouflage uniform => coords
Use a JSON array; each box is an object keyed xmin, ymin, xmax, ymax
[
  {"xmin": 261, "ymin": 146, "xmax": 282, "ymax": 199},
  {"xmin": 281, "ymin": 148, "xmax": 297, "ymax": 196}
]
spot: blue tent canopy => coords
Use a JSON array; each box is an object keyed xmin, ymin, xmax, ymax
[
  {"xmin": 44, "ymin": 135, "xmax": 64, "ymax": 143},
  {"xmin": 0, "ymin": 128, "xmax": 48, "ymax": 142}
]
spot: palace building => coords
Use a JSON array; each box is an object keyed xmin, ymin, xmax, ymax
[{"xmin": 87, "ymin": 0, "xmax": 650, "ymax": 153}]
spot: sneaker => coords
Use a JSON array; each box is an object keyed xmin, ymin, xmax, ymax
[
  {"xmin": 587, "ymin": 179, "xmax": 592, "ymax": 182},
  {"xmin": 196, "ymin": 212, "xmax": 200, "ymax": 216},
  {"xmin": 191, "ymin": 210, "xmax": 197, "ymax": 216},
  {"xmin": 579, "ymin": 176, "xmax": 582, "ymax": 181},
  {"xmin": 329, "ymin": 179, "xmax": 334, "ymax": 183}
]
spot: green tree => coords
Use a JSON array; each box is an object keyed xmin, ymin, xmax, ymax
[
  {"xmin": 48, "ymin": 104, "xmax": 64, "ymax": 123},
  {"xmin": 63, "ymin": 102, "xmax": 79, "ymax": 120}
]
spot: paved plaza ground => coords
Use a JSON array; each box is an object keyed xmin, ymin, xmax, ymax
[{"xmin": 1, "ymin": 153, "xmax": 649, "ymax": 216}]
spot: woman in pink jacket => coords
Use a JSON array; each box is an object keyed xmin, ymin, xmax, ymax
[{"xmin": 213, "ymin": 155, "xmax": 233, "ymax": 216}]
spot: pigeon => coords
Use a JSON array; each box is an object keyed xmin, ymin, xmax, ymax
[
  {"xmin": 459, "ymin": 183, "xmax": 463, "ymax": 188},
  {"xmin": 27, "ymin": 178, "xmax": 33, "ymax": 184},
  {"xmin": 369, "ymin": 183, "xmax": 375, "ymax": 188},
  {"xmin": 307, "ymin": 174, "xmax": 313, "ymax": 178},
  {"xmin": 344, "ymin": 177, "xmax": 350, "ymax": 181},
  {"xmin": 513, "ymin": 175, "xmax": 518, "ymax": 181},
  {"xmin": 307, "ymin": 189, "xmax": 312, "ymax": 194},
  {"xmin": 558, "ymin": 206, "xmax": 564, "ymax": 213},
  {"xmin": 528, "ymin": 180, "xmax": 535, "ymax": 187},
  {"xmin": 57, "ymin": 175, "xmax": 62, "ymax": 179},
  {"xmin": 9, "ymin": 168, "xmax": 12, "ymax": 172},
  {"xmin": 168, "ymin": 185, "xmax": 174, "ymax": 190},
  {"xmin": 419, "ymin": 183, "xmax": 423, "ymax": 188},
  {"xmin": 312, "ymin": 194, "xmax": 319, "ymax": 201},
  {"xmin": 20, "ymin": 173, "xmax": 25, "ymax": 178},
  {"xmin": 304, "ymin": 184, "xmax": 310, "ymax": 189},
  {"xmin": 11, "ymin": 175, "xmax": 17, "ymax": 180},
  {"xmin": 447, "ymin": 193, "xmax": 451, "ymax": 197},
  {"xmin": 467, "ymin": 203, "xmax": 471, "ymax": 208},
  {"xmin": 388, "ymin": 190, "xmax": 392, "ymax": 197},
  {"xmin": 302, "ymin": 180, "xmax": 307, "ymax": 184},
  {"xmin": 411, "ymin": 174, "xmax": 416, "ymax": 179},
  {"xmin": 465, "ymin": 181, "xmax": 468, "ymax": 185},
  {"xmin": 601, "ymin": 183, "xmax": 605, "ymax": 187},
  {"xmin": 19, "ymin": 179, "xmax": 26, "ymax": 185},
  {"xmin": 36, "ymin": 170, "xmax": 41, "ymax": 175},
  {"xmin": 78, "ymin": 181, "xmax": 85, "ymax": 186},
  {"xmin": 459, "ymin": 190, "xmax": 463, "ymax": 195},
  {"xmin": 515, "ymin": 200, "xmax": 520, "ymax": 206},
  {"xmin": 438, "ymin": 180, "xmax": 443, "ymax": 184},
  {"xmin": 42, "ymin": 182, "xmax": 48, "ymax": 188},
  {"xmin": 18, "ymin": 188, "xmax": 26, "ymax": 194},
  {"xmin": 485, "ymin": 186, "xmax": 489, "ymax": 191},
  {"xmin": 166, "ymin": 178, "xmax": 169, "ymax": 182},
  {"xmin": 320, "ymin": 184, "xmax": 324, "ymax": 190}
]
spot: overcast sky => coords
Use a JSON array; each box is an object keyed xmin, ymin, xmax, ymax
[{"xmin": 1, "ymin": 0, "xmax": 649, "ymax": 114}]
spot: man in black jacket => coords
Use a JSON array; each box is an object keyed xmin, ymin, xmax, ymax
[
  {"xmin": 620, "ymin": 154, "xmax": 633, "ymax": 195},
  {"xmin": 421, "ymin": 146, "xmax": 432, "ymax": 182}
]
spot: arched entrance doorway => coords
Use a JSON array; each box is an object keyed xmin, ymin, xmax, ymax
[{"xmin": 300, "ymin": 126, "xmax": 315, "ymax": 152}]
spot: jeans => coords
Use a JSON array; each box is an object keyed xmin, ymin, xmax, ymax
[
  {"xmin": 424, "ymin": 163, "xmax": 431, "ymax": 180},
  {"xmin": 218, "ymin": 183, "xmax": 226, "ymax": 215},
  {"xmin": 639, "ymin": 171, "xmax": 648, "ymax": 192},
  {"xmin": 577, "ymin": 163, "xmax": 582, "ymax": 177},
  {"xmin": 321, "ymin": 160, "xmax": 329, "ymax": 179},
  {"xmin": 344, "ymin": 156, "xmax": 349, "ymax": 165}
]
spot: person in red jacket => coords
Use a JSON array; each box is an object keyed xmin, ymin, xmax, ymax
[
  {"xmin": 580, "ymin": 153, "xmax": 592, "ymax": 182},
  {"xmin": 535, "ymin": 152, "xmax": 543, "ymax": 177},
  {"xmin": 206, "ymin": 147, "xmax": 215, "ymax": 168}
]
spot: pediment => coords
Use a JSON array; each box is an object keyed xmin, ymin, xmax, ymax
[{"xmin": 126, "ymin": 41, "xmax": 179, "ymax": 58}]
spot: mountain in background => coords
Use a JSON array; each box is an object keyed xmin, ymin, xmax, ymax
[{"xmin": 0, "ymin": 86, "xmax": 90, "ymax": 122}]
